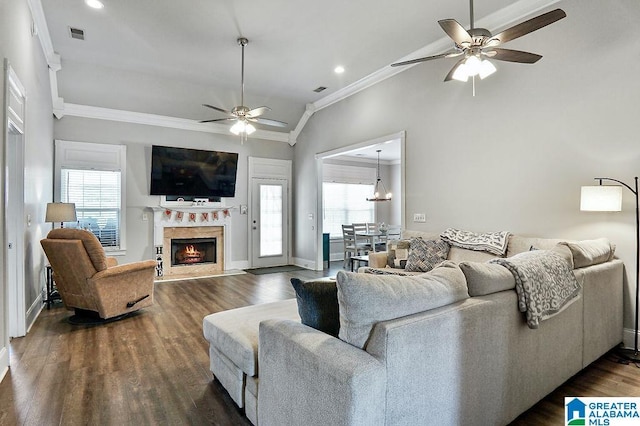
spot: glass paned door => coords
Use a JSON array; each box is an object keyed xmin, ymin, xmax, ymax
[{"xmin": 251, "ymin": 178, "xmax": 288, "ymax": 267}]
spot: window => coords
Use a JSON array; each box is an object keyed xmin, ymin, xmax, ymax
[
  {"xmin": 55, "ymin": 140, "xmax": 126, "ymax": 252},
  {"xmin": 323, "ymin": 182, "xmax": 375, "ymax": 238},
  {"xmin": 61, "ymin": 169, "xmax": 121, "ymax": 248},
  {"xmin": 322, "ymin": 163, "xmax": 376, "ymax": 238}
]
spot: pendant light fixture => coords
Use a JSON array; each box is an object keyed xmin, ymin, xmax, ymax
[{"xmin": 367, "ymin": 150, "xmax": 392, "ymax": 202}]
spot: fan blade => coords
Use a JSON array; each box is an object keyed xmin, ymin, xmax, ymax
[
  {"xmin": 202, "ymin": 104, "xmax": 233, "ymax": 115},
  {"xmin": 444, "ymin": 58, "xmax": 466, "ymax": 82},
  {"xmin": 391, "ymin": 50, "xmax": 462, "ymax": 67},
  {"xmin": 487, "ymin": 9, "xmax": 566, "ymax": 46},
  {"xmin": 438, "ymin": 19, "xmax": 472, "ymax": 47},
  {"xmin": 199, "ymin": 118, "xmax": 236, "ymax": 123},
  {"xmin": 486, "ymin": 48, "xmax": 542, "ymax": 64},
  {"xmin": 247, "ymin": 106, "xmax": 271, "ymax": 118},
  {"xmin": 248, "ymin": 117, "xmax": 287, "ymax": 127}
]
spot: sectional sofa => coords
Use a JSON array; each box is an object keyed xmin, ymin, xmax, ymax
[{"xmin": 203, "ymin": 231, "xmax": 624, "ymax": 425}]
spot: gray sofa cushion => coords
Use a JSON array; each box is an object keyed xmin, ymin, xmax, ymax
[
  {"xmin": 290, "ymin": 278, "xmax": 340, "ymax": 337},
  {"xmin": 202, "ymin": 298, "xmax": 300, "ymax": 376},
  {"xmin": 336, "ymin": 262, "xmax": 469, "ymax": 349},
  {"xmin": 558, "ymin": 238, "xmax": 615, "ymax": 268},
  {"xmin": 459, "ymin": 261, "xmax": 515, "ymax": 296}
]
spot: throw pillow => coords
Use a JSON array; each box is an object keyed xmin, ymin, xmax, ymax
[
  {"xmin": 290, "ymin": 278, "xmax": 340, "ymax": 337},
  {"xmin": 440, "ymin": 228, "xmax": 510, "ymax": 256},
  {"xmin": 558, "ymin": 238, "xmax": 615, "ymax": 269},
  {"xmin": 336, "ymin": 263, "xmax": 469, "ymax": 349},
  {"xmin": 386, "ymin": 239, "xmax": 411, "ymax": 268},
  {"xmin": 404, "ymin": 238, "xmax": 450, "ymax": 272},
  {"xmin": 458, "ymin": 261, "xmax": 515, "ymax": 296}
]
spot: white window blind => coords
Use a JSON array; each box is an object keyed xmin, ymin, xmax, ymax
[
  {"xmin": 61, "ymin": 169, "xmax": 121, "ymax": 248},
  {"xmin": 322, "ymin": 182, "xmax": 375, "ymax": 238}
]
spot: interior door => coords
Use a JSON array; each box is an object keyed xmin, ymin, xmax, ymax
[
  {"xmin": 250, "ymin": 178, "xmax": 288, "ymax": 268},
  {"xmin": 5, "ymin": 62, "xmax": 26, "ymax": 339}
]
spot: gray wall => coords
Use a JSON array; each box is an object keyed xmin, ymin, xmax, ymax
[
  {"xmin": 53, "ymin": 116, "xmax": 293, "ymax": 265},
  {"xmin": 294, "ymin": 0, "xmax": 640, "ymax": 332},
  {"xmin": 0, "ymin": 0, "xmax": 54, "ymax": 351}
]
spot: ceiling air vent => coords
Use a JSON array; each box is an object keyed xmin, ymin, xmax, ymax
[
  {"xmin": 313, "ymin": 86, "xmax": 327, "ymax": 93},
  {"xmin": 69, "ymin": 27, "xmax": 85, "ymax": 40}
]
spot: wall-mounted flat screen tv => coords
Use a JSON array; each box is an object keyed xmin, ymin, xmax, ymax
[{"xmin": 150, "ymin": 145, "xmax": 239, "ymax": 197}]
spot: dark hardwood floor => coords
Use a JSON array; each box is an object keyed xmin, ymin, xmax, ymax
[{"xmin": 0, "ymin": 261, "xmax": 638, "ymax": 425}]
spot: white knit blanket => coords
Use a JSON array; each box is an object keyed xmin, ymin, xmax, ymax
[
  {"xmin": 491, "ymin": 250, "xmax": 581, "ymax": 329},
  {"xmin": 440, "ymin": 228, "xmax": 510, "ymax": 256}
]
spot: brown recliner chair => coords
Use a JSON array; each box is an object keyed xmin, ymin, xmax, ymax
[{"xmin": 40, "ymin": 228, "xmax": 156, "ymax": 323}]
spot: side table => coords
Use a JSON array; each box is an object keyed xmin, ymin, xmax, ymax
[
  {"xmin": 45, "ymin": 265, "xmax": 61, "ymax": 309},
  {"xmin": 350, "ymin": 255, "xmax": 369, "ymax": 272}
]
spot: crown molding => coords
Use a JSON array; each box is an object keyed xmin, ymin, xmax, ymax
[
  {"xmin": 62, "ymin": 103, "xmax": 291, "ymax": 143},
  {"xmin": 292, "ymin": 0, "xmax": 562, "ymax": 138},
  {"xmin": 27, "ymin": 0, "xmax": 56, "ymax": 65}
]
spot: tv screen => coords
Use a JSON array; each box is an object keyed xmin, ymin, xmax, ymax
[{"xmin": 150, "ymin": 145, "xmax": 239, "ymax": 197}]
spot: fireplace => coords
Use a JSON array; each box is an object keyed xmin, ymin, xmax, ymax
[
  {"xmin": 161, "ymin": 226, "xmax": 224, "ymax": 278},
  {"xmin": 171, "ymin": 238, "xmax": 216, "ymax": 266}
]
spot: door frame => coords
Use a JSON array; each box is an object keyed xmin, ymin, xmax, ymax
[
  {"xmin": 314, "ymin": 131, "xmax": 406, "ymax": 270},
  {"xmin": 4, "ymin": 60, "xmax": 27, "ymax": 339},
  {"xmin": 247, "ymin": 157, "xmax": 292, "ymax": 268}
]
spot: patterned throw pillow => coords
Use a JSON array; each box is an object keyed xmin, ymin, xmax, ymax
[
  {"xmin": 386, "ymin": 239, "xmax": 411, "ymax": 268},
  {"xmin": 404, "ymin": 238, "xmax": 450, "ymax": 272}
]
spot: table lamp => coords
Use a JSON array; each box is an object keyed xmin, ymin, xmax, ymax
[{"xmin": 45, "ymin": 202, "xmax": 77, "ymax": 228}]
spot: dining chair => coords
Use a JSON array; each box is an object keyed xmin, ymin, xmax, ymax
[
  {"xmin": 352, "ymin": 223, "xmax": 374, "ymax": 253},
  {"xmin": 342, "ymin": 225, "xmax": 357, "ymax": 268}
]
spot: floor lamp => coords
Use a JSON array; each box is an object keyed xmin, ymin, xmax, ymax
[{"xmin": 580, "ymin": 177, "xmax": 639, "ymax": 363}]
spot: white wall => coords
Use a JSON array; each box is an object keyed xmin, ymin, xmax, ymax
[
  {"xmin": 0, "ymin": 0, "xmax": 54, "ymax": 373},
  {"xmin": 294, "ymin": 0, "xmax": 640, "ymax": 335},
  {"xmin": 53, "ymin": 116, "xmax": 293, "ymax": 266}
]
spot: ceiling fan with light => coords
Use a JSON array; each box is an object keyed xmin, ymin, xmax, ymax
[
  {"xmin": 200, "ymin": 37, "xmax": 287, "ymax": 142},
  {"xmin": 391, "ymin": 0, "xmax": 566, "ymax": 88}
]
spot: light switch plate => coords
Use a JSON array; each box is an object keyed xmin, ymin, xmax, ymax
[{"xmin": 413, "ymin": 213, "xmax": 426, "ymax": 223}]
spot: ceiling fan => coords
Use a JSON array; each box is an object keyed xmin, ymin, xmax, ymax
[
  {"xmin": 391, "ymin": 0, "xmax": 566, "ymax": 85},
  {"xmin": 200, "ymin": 37, "xmax": 287, "ymax": 142}
]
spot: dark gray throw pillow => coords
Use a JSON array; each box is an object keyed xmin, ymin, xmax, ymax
[{"xmin": 290, "ymin": 278, "xmax": 340, "ymax": 337}]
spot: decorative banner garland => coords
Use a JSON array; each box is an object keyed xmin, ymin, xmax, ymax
[{"xmin": 161, "ymin": 208, "xmax": 232, "ymax": 223}]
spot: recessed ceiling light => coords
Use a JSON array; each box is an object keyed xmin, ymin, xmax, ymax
[
  {"xmin": 334, "ymin": 66, "xmax": 345, "ymax": 74},
  {"xmin": 85, "ymin": 0, "xmax": 104, "ymax": 9}
]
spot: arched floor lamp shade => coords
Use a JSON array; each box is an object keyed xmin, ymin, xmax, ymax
[{"xmin": 581, "ymin": 177, "xmax": 639, "ymax": 363}]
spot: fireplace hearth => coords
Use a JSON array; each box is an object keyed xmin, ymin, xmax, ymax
[{"xmin": 172, "ymin": 238, "xmax": 216, "ymax": 266}]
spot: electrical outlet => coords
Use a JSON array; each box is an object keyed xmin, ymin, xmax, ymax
[
  {"xmin": 142, "ymin": 213, "xmax": 149, "ymax": 221},
  {"xmin": 413, "ymin": 213, "xmax": 426, "ymax": 223}
]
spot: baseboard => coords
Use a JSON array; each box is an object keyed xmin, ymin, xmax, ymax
[
  {"xmin": 25, "ymin": 296, "xmax": 44, "ymax": 335},
  {"xmin": 622, "ymin": 327, "xmax": 640, "ymax": 350},
  {"xmin": 227, "ymin": 260, "xmax": 249, "ymax": 270},
  {"xmin": 292, "ymin": 257, "xmax": 322, "ymax": 271},
  {"xmin": 0, "ymin": 346, "xmax": 8, "ymax": 383}
]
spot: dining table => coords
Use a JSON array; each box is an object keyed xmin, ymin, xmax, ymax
[{"xmin": 355, "ymin": 230, "xmax": 387, "ymax": 252}]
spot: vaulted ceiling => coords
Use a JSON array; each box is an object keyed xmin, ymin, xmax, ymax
[{"xmin": 40, "ymin": 0, "xmax": 562, "ymax": 140}]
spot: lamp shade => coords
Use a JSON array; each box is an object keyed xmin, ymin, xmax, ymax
[
  {"xmin": 580, "ymin": 186, "xmax": 622, "ymax": 212},
  {"xmin": 45, "ymin": 202, "xmax": 77, "ymax": 223}
]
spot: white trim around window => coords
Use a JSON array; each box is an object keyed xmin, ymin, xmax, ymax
[{"xmin": 54, "ymin": 140, "xmax": 127, "ymax": 254}]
